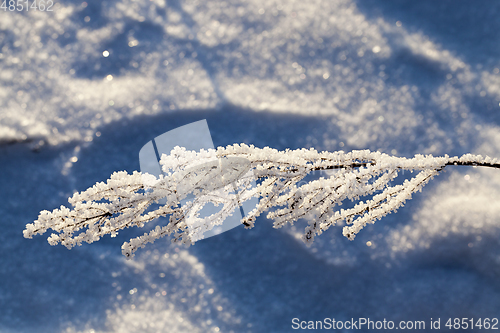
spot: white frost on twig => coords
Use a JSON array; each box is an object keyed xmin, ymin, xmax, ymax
[{"xmin": 23, "ymin": 144, "xmax": 498, "ymax": 258}]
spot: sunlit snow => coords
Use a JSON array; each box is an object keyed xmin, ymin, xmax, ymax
[{"xmin": 1, "ymin": 0, "xmax": 500, "ymax": 332}]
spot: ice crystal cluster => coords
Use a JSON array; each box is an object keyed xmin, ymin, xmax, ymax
[{"xmin": 24, "ymin": 144, "xmax": 499, "ymax": 258}]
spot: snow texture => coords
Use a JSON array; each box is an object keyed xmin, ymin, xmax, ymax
[{"xmin": 2, "ymin": 0, "xmax": 500, "ymax": 332}]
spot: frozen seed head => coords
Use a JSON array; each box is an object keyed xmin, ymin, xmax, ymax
[{"xmin": 23, "ymin": 144, "xmax": 497, "ymax": 257}]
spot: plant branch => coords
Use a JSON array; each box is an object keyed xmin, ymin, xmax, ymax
[{"xmin": 24, "ymin": 145, "xmax": 500, "ymax": 258}]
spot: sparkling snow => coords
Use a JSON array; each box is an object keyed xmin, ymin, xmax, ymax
[{"xmin": 1, "ymin": 0, "xmax": 500, "ymax": 332}]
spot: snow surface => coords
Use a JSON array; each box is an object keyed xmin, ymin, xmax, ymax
[{"xmin": 1, "ymin": 0, "xmax": 500, "ymax": 332}]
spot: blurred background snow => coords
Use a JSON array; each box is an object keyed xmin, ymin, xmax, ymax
[{"xmin": 1, "ymin": 0, "xmax": 500, "ymax": 332}]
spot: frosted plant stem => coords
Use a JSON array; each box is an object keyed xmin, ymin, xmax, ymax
[{"xmin": 24, "ymin": 144, "xmax": 500, "ymax": 258}]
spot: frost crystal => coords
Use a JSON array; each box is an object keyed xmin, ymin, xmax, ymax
[{"xmin": 23, "ymin": 144, "xmax": 499, "ymax": 258}]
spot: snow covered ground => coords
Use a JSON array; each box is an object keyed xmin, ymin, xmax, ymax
[{"xmin": 1, "ymin": 0, "xmax": 500, "ymax": 332}]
